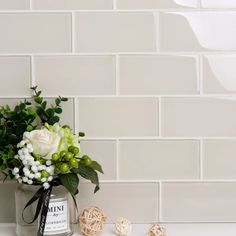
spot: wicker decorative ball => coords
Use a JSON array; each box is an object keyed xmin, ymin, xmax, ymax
[
  {"xmin": 147, "ymin": 224, "xmax": 167, "ymax": 236},
  {"xmin": 115, "ymin": 217, "xmax": 132, "ymax": 236},
  {"xmin": 78, "ymin": 206, "xmax": 107, "ymax": 236}
]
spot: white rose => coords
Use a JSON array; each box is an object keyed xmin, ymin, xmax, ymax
[{"xmin": 24, "ymin": 129, "xmax": 61, "ymax": 160}]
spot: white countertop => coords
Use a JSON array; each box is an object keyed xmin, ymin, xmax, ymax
[{"xmin": 1, "ymin": 223, "xmax": 236, "ymax": 236}]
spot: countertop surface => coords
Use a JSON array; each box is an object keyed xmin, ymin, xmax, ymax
[{"xmin": 1, "ymin": 223, "xmax": 236, "ymax": 236}]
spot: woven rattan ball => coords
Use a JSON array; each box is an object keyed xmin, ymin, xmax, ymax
[
  {"xmin": 115, "ymin": 217, "xmax": 132, "ymax": 236},
  {"xmin": 147, "ymin": 224, "xmax": 166, "ymax": 236},
  {"xmin": 78, "ymin": 206, "xmax": 107, "ymax": 236}
]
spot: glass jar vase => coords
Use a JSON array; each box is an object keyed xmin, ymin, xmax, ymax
[{"xmin": 15, "ymin": 184, "xmax": 73, "ymax": 236}]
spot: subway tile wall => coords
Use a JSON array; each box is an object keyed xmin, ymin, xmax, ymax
[{"xmin": 0, "ymin": 0, "xmax": 236, "ymax": 224}]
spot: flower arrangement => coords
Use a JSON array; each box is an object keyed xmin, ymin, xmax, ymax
[{"xmin": 0, "ymin": 87, "xmax": 103, "ymax": 235}]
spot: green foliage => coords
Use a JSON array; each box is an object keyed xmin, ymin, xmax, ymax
[
  {"xmin": 59, "ymin": 173, "xmax": 79, "ymax": 195},
  {"xmin": 72, "ymin": 163, "xmax": 100, "ymax": 193},
  {"xmin": 31, "ymin": 86, "xmax": 68, "ymax": 125},
  {"xmin": 0, "ymin": 86, "xmax": 69, "ymax": 179}
]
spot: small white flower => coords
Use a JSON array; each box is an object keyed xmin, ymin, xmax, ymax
[
  {"xmin": 47, "ymin": 176, "xmax": 53, "ymax": 182},
  {"xmin": 18, "ymin": 178, "xmax": 22, "ymax": 184},
  {"xmin": 20, "ymin": 140, "xmax": 26, "ymax": 147},
  {"xmin": 35, "ymin": 161, "xmax": 40, "ymax": 166},
  {"xmin": 22, "ymin": 160, "xmax": 28, "ymax": 165},
  {"xmin": 43, "ymin": 182, "xmax": 50, "ymax": 189},
  {"xmin": 22, "ymin": 148, "xmax": 29, "ymax": 155},
  {"xmin": 13, "ymin": 167, "xmax": 19, "ymax": 175},
  {"xmin": 24, "ymin": 171, "xmax": 30, "ymax": 177},
  {"xmin": 31, "ymin": 166, "xmax": 38, "ymax": 173},
  {"xmin": 22, "ymin": 177, "xmax": 28, "ymax": 183},
  {"xmin": 23, "ymin": 167, "xmax": 29, "ymax": 173},
  {"xmin": 41, "ymin": 177, "xmax": 47, "ymax": 182},
  {"xmin": 46, "ymin": 160, "xmax": 52, "ymax": 166},
  {"xmin": 18, "ymin": 150, "xmax": 23, "ymax": 156},
  {"xmin": 15, "ymin": 174, "xmax": 20, "ymax": 179},
  {"xmin": 34, "ymin": 172, "xmax": 41, "ymax": 179},
  {"xmin": 27, "ymin": 180, "xmax": 33, "ymax": 185},
  {"xmin": 29, "ymin": 173, "xmax": 35, "ymax": 179},
  {"xmin": 14, "ymin": 155, "xmax": 19, "ymax": 159}
]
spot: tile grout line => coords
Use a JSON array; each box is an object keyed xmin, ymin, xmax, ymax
[
  {"xmin": 2, "ymin": 94, "xmax": 236, "ymax": 99},
  {"xmin": 116, "ymin": 139, "xmax": 120, "ymax": 180},
  {"xmin": 113, "ymin": 0, "xmax": 117, "ymax": 10},
  {"xmin": 73, "ymin": 97, "xmax": 77, "ymax": 134},
  {"xmin": 115, "ymin": 55, "xmax": 120, "ymax": 96},
  {"xmin": 30, "ymin": 55, "xmax": 36, "ymax": 87},
  {"xmin": 154, "ymin": 12, "xmax": 160, "ymax": 52},
  {"xmin": 198, "ymin": 0, "xmax": 202, "ymax": 8},
  {"xmin": 75, "ymin": 98, "xmax": 79, "ymax": 135},
  {"xmin": 158, "ymin": 97, "xmax": 161, "ymax": 136},
  {"xmin": 29, "ymin": 0, "xmax": 32, "ymax": 10},
  {"xmin": 199, "ymin": 54, "xmax": 203, "ymax": 95},
  {"xmin": 158, "ymin": 181, "xmax": 162, "ymax": 223},
  {"xmin": 0, "ymin": 9, "xmax": 236, "ymax": 13},
  {"xmin": 199, "ymin": 139, "xmax": 204, "ymax": 180},
  {"xmin": 0, "ymin": 52, "xmax": 236, "ymax": 56},
  {"xmin": 71, "ymin": 12, "xmax": 76, "ymax": 53}
]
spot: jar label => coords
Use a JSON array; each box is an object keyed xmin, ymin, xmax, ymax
[{"xmin": 44, "ymin": 200, "xmax": 69, "ymax": 234}]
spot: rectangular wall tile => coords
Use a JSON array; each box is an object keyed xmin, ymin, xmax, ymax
[
  {"xmin": 78, "ymin": 183, "xmax": 158, "ymax": 223},
  {"xmin": 32, "ymin": 0, "xmax": 112, "ymax": 9},
  {"xmin": 203, "ymin": 55, "xmax": 236, "ymax": 94},
  {"xmin": 119, "ymin": 140, "xmax": 199, "ymax": 179},
  {"xmin": 35, "ymin": 56, "xmax": 116, "ymax": 96},
  {"xmin": 117, "ymin": 0, "xmax": 198, "ymax": 9},
  {"xmin": 0, "ymin": 0, "xmax": 29, "ymax": 9},
  {"xmin": 203, "ymin": 140, "xmax": 236, "ymax": 179},
  {"xmin": 161, "ymin": 98, "xmax": 236, "ymax": 137},
  {"xmin": 0, "ymin": 57, "xmax": 31, "ymax": 96},
  {"xmin": 201, "ymin": 0, "xmax": 236, "ymax": 8},
  {"xmin": 159, "ymin": 12, "xmax": 236, "ymax": 51},
  {"xmin": 75, "ymin": 13, "xmax": 155, "ymax": 52},
  {"xmin": 0, "ymin": 14, "xmax": 71, "ymax": 53},
  {"xmin": 78, "ymin": 98, "xmax": 158, "ymax": 137},
  {"xmin": 0, "ymin": 183, "xmax": 16, "ymax": 222},
  {"xmin": 80, "ymin": 140, "xmax": 117, "ymax": 180},
  {"xmin": 119, "ymin": 55, "xmax": 198, "ymax": 95},
  {"xmin": 162, "ymin": 182, "xmax": 236, "ymax": 222}
]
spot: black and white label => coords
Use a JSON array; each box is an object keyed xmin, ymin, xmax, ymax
[{"xmin": 44, "ymin": 200, "xmax": 68, "ymax": 235}]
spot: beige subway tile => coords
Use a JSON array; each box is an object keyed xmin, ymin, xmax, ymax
[
  {"xmin": 0, "ymin": 57, "xmax": 31, "ymax": 96},
  {"xmin": 159, "ymin": 12, "xmax": 236, "ymax": 51},
  {"xmin": 0, "ymin": 14, "xmax": 71, "ymax": 53},
  {"xmin": 162, "ymin": 182, "xmax": 236, "ymax": 222},
  {"xmin": 161, "ymin": 98, "xmax": 236, "ymax": 137},
  {"xmin": 75, "ymin": 13, "xmax": 155, "ymax": 52},
  {"xmin": 78, "ymin": 98, "xmax": 158, "ymax": 137},
  {"xmin": 32, "ymin": 0, "xmax": 112, "ymax": 9},
  {"xmin": 201, "ymin": 0, "xmax": 236, "ymax": 8},
  {"xmin": 0, "ymin": 0, "xmax": 29, "ymax": 9},
  {"xmin": 203, "ymin": 140, "xmax": 236, "ymax": 179},
  {"xmin": 80, "ymin": 140, "xmax": 117, "ymax": 180},
  {"xmin": 119, "ymin": 55, "xmax": 198, "ymax": 95},
  {"xmin": 117, "ymin": 0, "xmax": 197, "ymax": 9},
  {"xmin": 119, "ymin": 140, "xmax": 199, "ymax": 180},
  {"xmin": 35, "ymin": 56, "xmax": 116, "ymax": 96},
  {"xmin": 0, "ymin": 183, "xmax": 16, "ymax": 222},
  {"xmin": 78, "ymin": 183, "xmax": 158, "ymax": 223},
  {"xmin": 203, "ymin": 55, "xmax": 236, "ymax": 94}
]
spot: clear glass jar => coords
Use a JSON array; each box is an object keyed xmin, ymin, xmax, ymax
[{"xmin": 15, "ymin": 184, "xmax": 73, "ymax": 236}]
